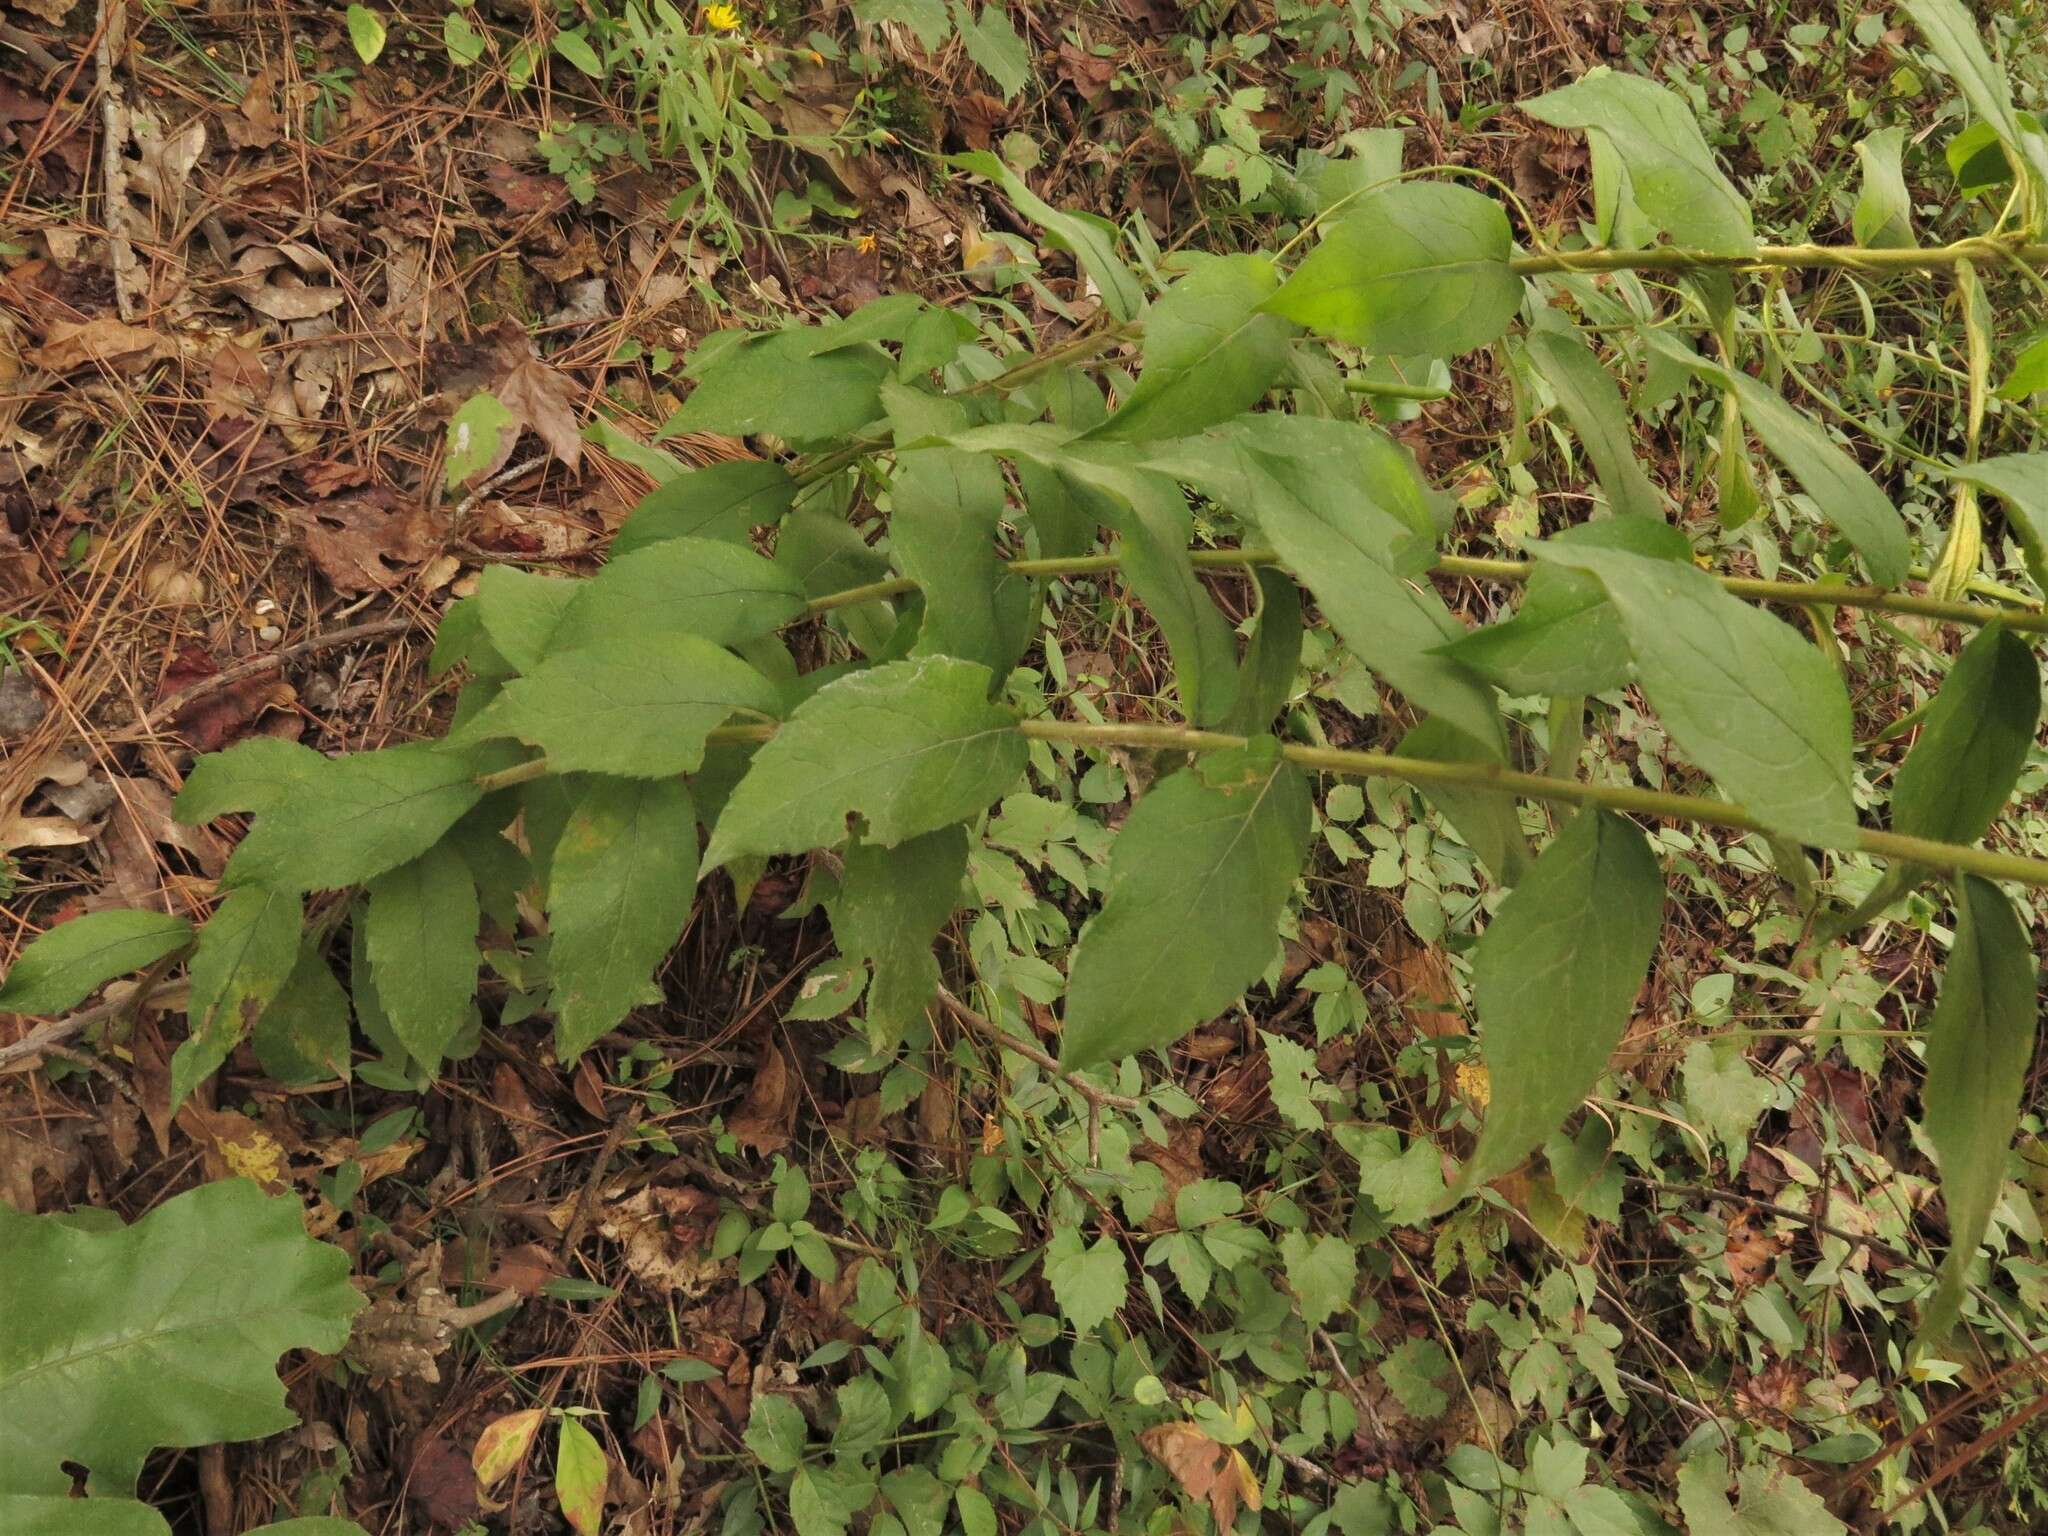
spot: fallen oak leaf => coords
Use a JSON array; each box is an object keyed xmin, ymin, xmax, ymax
[{"xmin": 1138, "ymin": 1420, "xmax": 1262, "ymax": 1530}]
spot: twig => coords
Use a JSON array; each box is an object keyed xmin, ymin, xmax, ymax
[
  {"xmin": 440, "ymin": 1286, "xmax": 524, "ymax": 1331},
  {"xmin": 0, "ymin": 955, "xmax": 182, "ymax": 1072},
  {"xmin": 92, "ymin": 0, "xmax": 143, "ymax": 319},
  {"xmin": 119, "ymin": 614, "xmax": 422, "ymax": 741},
  {"xmin": 556, "ymin": 1103, "xmax": 643, "ymax": 1261},
  {"xmin": 936, "ymin": 986, "xmax": 1141, "ymax": 1114}
]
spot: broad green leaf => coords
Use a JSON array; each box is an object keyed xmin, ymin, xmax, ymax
[
  {"xmin": 0, "ymin": 1179, "xmax": 360, "ymax": 1496},
  {"xmin": 210, "ymin": 743, "xmax": 486, "ymax": 893},
  {"xmin": 1533, "ymin": 541, "xmax": 1858, "ymax": 845},
  {"xmin": 833, "ymin": 826, "xmax": 970, "ymax": 1052},
  {"xmin": 950, "ymin": 151, "xmax": 1145, "ymax": 322},
  {"xmin": 473, "ymin": 565, "xmax": 577, "ymax": 673},
  {"xmin": 1997, "ymin": 333, "xmax": 2048, "ymax": 401},
  {"xmin": 1439, "ymin": 516, "xmax": 1690, "ymax": 697},
  {"xmin": 952, "ymin": 1, "xmax": 1028, "ymax": 99},
  {"xmin": 442, "ymin": 11, "xmax": 485, "ymax": 67},
  {"xmin": 546, "ymin": 775, "xmax": 699, "ymax": 1060},
  {"xmin": 1440, "ymin": 567, "xmax": 1631, "ymax": 696},
  {"xmin": 1222, "ymin": 568, "xmax": 1303, "ymax": 736},
  {"xmin": 1278, "ymin": 1231, "xmax": 1355, "ymax": 1327},
  {"xmin": 705, "ymin": 657, "xmax": 1027, "ymax": 867},
  {"xmin": 1851, "ymin": 126, "xmax": 1915, "ymax": 248},
  {"xmin": 1448, "ymin": 811, "xmax": 1662, "ymax": 1200},
  {"xmin": 1521, "ymin": 320, "xmax": 1664, "ymax": 521},
  {"xmin": 1523, "ymin": 69, "xmax": 1754, "ymax": 253},
  {"xmin": 1043, "ymin": 1226, "xmax": 1127, "ymax": 1334},
  {"xmin": 0, "ymin": 910, "xmax": 192, "ymax": 1016},
  {"xmin": 0, "ymin": 1499, "xmax": 172, "ymax": 1535},
  {"xmin": 776, "ymin": 503, "xmax": 899, "ymax": 656},
  {"xmin": 1170, "ymin": 420, "xmax": 1504, "ymax": 753},
  {"xmin": 552, "ymin": 537, "xmax": 806, "ymax": 653},
  {"xmin": 664, "ymin": 330, "xmax": 891, "ymax": 442},
  {"xmin": 554, "ymin": 1417, "xmax": 608, "ymax": 1536},
  {"xmin": 1904, "ymin": 0, "xmax": 2048, "ymax": 198},
  {"xmin": 744, "ymin": 1394, "xmax": 809, "ymax": 1473},
  {"xmin": 172, "ymin": 885, "xmax": 303, "ymax": 1107},
  {"xmin": 252, "ymin": 941, "xmax": 353, "ymax": 1084},
  {"xmin": 613, "ymin": 460, "xmax": 796, "ymax": 556},
  {"xmin": 1681, "ymin": 1038, "xmax": 1774, "ymax": 1159},
  {"xmin": 1379, "ymin": 1338, "xmax": 1452, "ymax": 1419},
  {"xmin": 1263, "ymin": 1030, "xmax": 1325, "ymax": 1131},
  {"xmin": 364, "ymin": 840, "xmax": 478, "ymax": 1069},
  {"xmin": 344, "ymin": 4, "xmax": 385, "ymax": 63},
  {"xmin": 1948, "ymin": 453, "xmax": 2048, "ymax": 591},
  {"xmin": 482, "ymin": 632, "xmax": 779, "ymax": 778},
  {"xmin": 1891, "ymin": 625, "xmax": 2040, "ymax": 845},
  {"xmin": 174, "ymin": 737, "xmax": 326, "ymax": 822},
  {"xmin": 1092, "ymin": 255, "xmax": 1294, "ymax": 441},
  {"xmin": 1058, "ymin": 457, "xmax": 1241, "ymax": 727},
  {"xmin": 1395, "ymin": 718, "xmax": 1531, "ymax": 884},
  {"xmin": 856, "ymin": 0, "xmax": 949, "ymax": 48},
  {"xmin": 1061, "ymin": 743, "xmax": 1312, "ymax": 1069},
  {"xmin": 1642, "ymin": 331, "xmax": 1909, "ymax": 585},
  {"xmin": 1342, "ymin": 1124, "xmax": 1445, "ymax": 1226},
  {"xmin": 1263, "ymin": 182, "xmax": 1523, "ymax": 357},
  {"xmin": 1676, "ymin": 1455, "xmax": 1849, "ymax": 1536},
  {"xmin": 1919, "ymin": 876, "xmax": 2038, "ymax": 1340},
  {"xmin": 892, "ymin": 447, "xmax": 1033, "ymax": 674},
  {"xmin": 444, "ymin": 391, "xmax": 518, "ymax": 490},
  {"xmin": 552, "ymin": 27, "xmax": 604, "ymax": 78}
]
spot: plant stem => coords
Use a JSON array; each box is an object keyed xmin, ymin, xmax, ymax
[
  {"xmin": 801, "ymin": 547, "xmax": 2048, "ymax": 634},
  {"xmin": 1510, "ymin": 237, "xmax": 2048, "ymax": 275},
  {"xmin": 479, "ymin": 718, "xmax": 2048, "ymax": 886}
]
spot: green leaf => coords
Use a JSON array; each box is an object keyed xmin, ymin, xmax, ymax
[
  {"xmin": 207, "ymin": 743, "xmax": 487, "ymax": 893},
  {"xmin": 1343, "ymin": 1125, "xmax": 1445, "ymax": 1226},
  {"xmin": 950, "ymin": 151, "xmax": 1145, "ymax": 322},
  {"xmin": 444, "ymin": 391, "xmax": 518, "ymax": 490},
  {"xmin": 1948, "ymin": 453, "xmax": 2048, "ymax": 591},
  {"xmin": 0, "ymin": 1179, "xmax": 360, "ymax": 1496},
  {"xmin": 344, "ymin": 5, "xmax": 386, "ymax": 63},
  {"xmin": 553, "ymin": 537, "xmax": 807, "ymax": 653},
  {"xmin": 891, "ymin": 447, "xmax": 1033, "ymax": 674},
  {"xmin": 546, "ymin": 775, "xmax": 699, "ymax": 1060},
  {"xmin": 1851, "ymin": 126, "xmax": 1915, "ymax": 248},
  {"xmin": 554, "ymin": 1416, "xmax": 608, "ymax": 1536},
  {"xmin": 1522, "ymin": 68, "xmax": 1754, "ymax": 253},
  {"xmin": 481, "ymin": 632, "xmax": 779, "ymax": 778},
  {"xmin": 1676, "ymin": 1455, "xmax": 1849, "ymax": 1536},
  {"xmin": 831, "ymin": 1376, "xmax": 897, "ymax": 1459},
  {"xmin": 473, "ymin": 566, "xmax": 578, "ymax": 673},
  {"xmin": 1263, "ymin": 1030, "xmax": 1326, "ymax": 1131},
  {"xmin": 552, "ymin": 27, "xmax": 604, "ymax": 78},
  {"xmin": 175, "ymin": 737, "xmax": 326, "ymax": 822},
  {"xmin": 613, "ymin": 460, "xmax": 797, "ymax": 556},
  {"xmin": 252, "ymin": 941, "xmax": 354, "ymax": 1085},
  {"xmin": 857, "ymin": 0, "xmax": 950, "ymax": 48},
  {"xmin": 1062, "ymin": 744, "xmax": 1310, "ymax": 1070},
  {"xmin": 364, "ymin": 840, "xmax": 479, "ymax": 1069},
  {"xmin": 0, "ymin": 910, "xmax": 193, "ymax": 1016},
  {"xmin": 833, "ymin": 826, "xmax": 969, "ymax": 1052},
  {"xmin": 744, "ymin": 1394, "xmax": 809, "ymax": 1473},
  {"xmin": 1092, "ymin": 255, "xmax": 1294, "ymax": 441},
  {"xmin": 1996, "ymin": 334, "xmax": 2048, "ymax": 402},
  {"xmin": 1891, "ymin": 625, "xmax": 2040, "ymax": 846},
  {"xmin": 1278, "ymin": 1230, "xmax": 1355, "ymax": 1328},
  {"xmin": 1171, "ymin": 419, "xmax": 1503, "ymax": 753},
  {"xmin": 1681, "ymin": 1038, "xmax": 1773, "ymax": 1160},
  {"xmin": 1222, "ymin": 568, "xmax": 1303, "ymax": 736},
  {"xmin": 1043, "ymin": 1226, "xmax": 1127, "ymax": 1335},
  {"xmin": 1919, "ymin": 876, "xmax": 2038, "ymax": 1340},
  {"xmin": 1641, "ymin": 332, "xmax": 1909, "ymax": 585},
  {"xmin": 442, "ymin": 10, "xmax": 486, "ymax": 67},
  {"xmin": 1520, "ymin": 320, "xmax": 1664, "ymax": 521},
  {"xmin": 705, "ymin": 657, "xmax": 1027, "ymax": 867},
  {"xmin": 0, "ymin": 1500, "xmax": 172, "ymax": 1535},
  {"xmin": 664, "ymin": 330, "xmax": 891, "ymax": 442},
  {"xmin": 1532, "ymin": 541, "xmax": 1858, "ymax": 845},
  {"xmin": 172, "ymin": 886, "xmax": 303, "ymax": 1108},
  {"xmin": 1059, "ymin": 456, "xmax": 1241, "ymax": 727},
  {"xmin": 1448, "ymin": 811, "xmax": 1662, "ymax": 1200},
  {"xmin": 1379, "ymin": 1338, "xmax": 1452, "ymax": 1419},
  {"xmin": 1395, "ymin": 718, "xmax": 1531, "ymax": 885},
  {"xmin": 1263, "ymin": 182, "xmax": 1523, "ymax": 356},
  {"xmin": 952, "ymin": 1, "xmax": 1028, "ymax": 99},
  {"xmin": 1903, "ymin": 0, "xmax": 2048, "ymax": 198},
  {"xmin": 1439, "ymin": 567, "xmax": 1631, "ymax": 696}
]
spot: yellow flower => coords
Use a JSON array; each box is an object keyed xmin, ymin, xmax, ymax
[
  {"xmin": 856, "ymin": 232, "xmax": 878, "ymax": 255},
  {"xmin": 703, "ymin": 2, "xmax": 741, "ymax": 29}
]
